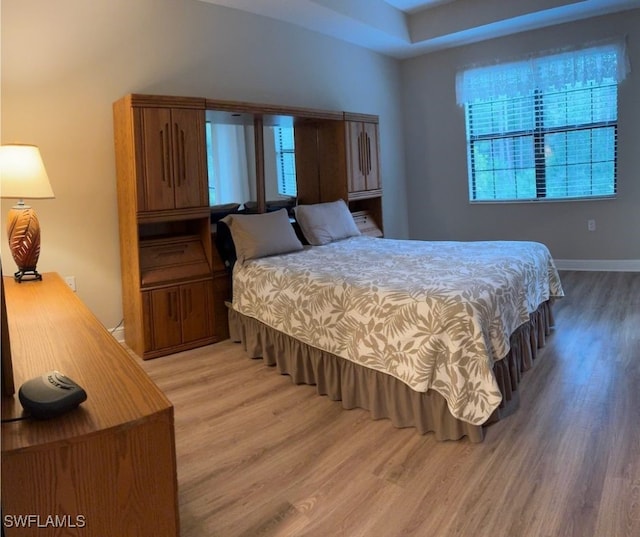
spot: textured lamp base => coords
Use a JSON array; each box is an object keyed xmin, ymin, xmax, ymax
[{"xmin": 6, "ymin": 205, "xmax": 42, "ymax": 283}]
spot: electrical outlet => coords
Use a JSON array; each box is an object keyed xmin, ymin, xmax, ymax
[
  {"xmin": 587, "ymin": 219, "xmax": 596, "ymax": 232},
  {"xmin": 64, "ymin": 276, "xmax": 77, "ymax": 292}
]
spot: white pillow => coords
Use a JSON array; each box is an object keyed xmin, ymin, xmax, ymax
[{"xmin": 294, "ymin": 200, "xmax": 361, "ymax": 246}]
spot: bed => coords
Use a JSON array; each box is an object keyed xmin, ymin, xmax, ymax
[{"xmin": 220, "ymin": 201, "xmax": 564, "ymax": 442}]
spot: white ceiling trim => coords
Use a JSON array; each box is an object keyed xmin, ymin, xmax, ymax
[{"xmin": 198, "ymin": 0, "xmax": 640, "ymax": 58}]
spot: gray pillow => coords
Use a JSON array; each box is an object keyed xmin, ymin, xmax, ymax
[
  {"xmin": 294, "ymin": 200, "xmax": 361, "ymax": 246},
  {"xmin": 220, "ymin": 209, "xmax": 303, "ymax": 264}
]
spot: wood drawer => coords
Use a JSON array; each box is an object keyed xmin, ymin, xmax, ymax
[{"xmin": 140, "ymin": 236, "xmax": 211, "ymax": 286}]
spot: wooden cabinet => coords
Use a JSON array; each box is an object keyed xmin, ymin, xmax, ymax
[
  {"xmin": 295, "ymin": 113, "xmax": 384, "ymax": 237},
  {"xmin": 1, "ymin": 273, "xmax": 179, "ymax": 536},
  {"xmin": 344, "ymin": 114, "xmax": 383, "ymax": 237},
  {"xmin": 144, "ymin": 279, "xmax": 214, "ymax": 352},
  {"xmin": 135, "ymin": 107, "xmax": 208, "ymax": 212},
  {"xmin": 345, "ymin": 118, "xmax": 381, "ymax": 196},
  {"xmin": 114, "ymin": 94, "xmax": 217, "ymax": 359}
]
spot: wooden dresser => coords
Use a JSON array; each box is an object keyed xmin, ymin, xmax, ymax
[
  {"xmin": 113, "ymin": 94, "xmax": 217, "ymax": 360},
  {"xmin": 1, "ymin": 273, "xmax": 179, "ymax": 536}
]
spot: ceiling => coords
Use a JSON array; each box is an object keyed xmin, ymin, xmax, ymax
[{"xmin": 198, "ymin": 0, "xmax": 639, "ymax": 58}]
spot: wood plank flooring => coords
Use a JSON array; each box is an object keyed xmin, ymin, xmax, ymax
[{"xmin": 141, "ymin": 271, "xmax": 640, "ymax": 537}]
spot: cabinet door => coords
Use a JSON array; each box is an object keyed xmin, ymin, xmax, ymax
[
  {"xmin": 136, "ymin": 107, "xmax": 207, "ymax": 212},
  {"xmin": 171, "ymin": 108, "xmax": 208, "ymax": 209},
  {"xmin": 138, "ymin": 108, "xmax": 176, "ymax": 211},
  {"xmin": 180, "ymin": 280, "xmax": 213, "ymax": 344},
  {"xmin": 142, "ymin": 291, "xmax": 154, "ymax": 352},
  {"xmin": 346, "ymin": 121, "xmax": 367, "ymax": 193},
  {"xmin": 346, "ymin": 121, "xmax": 380, "ymax": 194},
  {"xmin": 362, "ymin": 122, "xmax": 380, "ymax": 191},
  {"xmin": 149, "ymin": 287, "xmax": 182, "ymax": 350}
]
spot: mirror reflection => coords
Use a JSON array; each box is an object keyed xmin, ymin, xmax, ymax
[
  {"xmin": 205, "ymin": 111, "xmax": 297, "ymax": 218},
  {"xmin": 264, "ymin": 116, "xmax": 297, "ymax": 212},
  {"xmin": 205, "ymin": 113, "xmax": 256, "ymax": 212}
]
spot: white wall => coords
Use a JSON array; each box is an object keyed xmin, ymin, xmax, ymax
[
  {"xmin": 1, "ymin": 0, "xmax": 408, "ymax": 329},
  {"xmin": 401, "ymin": 10, "xmax": 640, "ymax": 263}
]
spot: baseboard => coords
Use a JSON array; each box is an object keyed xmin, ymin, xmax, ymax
[
  {"xmin": 555, "ymin": 259, "xmax": 640, "ymax": 272},
  {"xmin": 110, "ymin": 325, "xmax": 125, "ymax": 343}
]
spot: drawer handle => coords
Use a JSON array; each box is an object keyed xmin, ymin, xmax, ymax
[
  {"xmin": 161, "ymin": 123, "xmax": 171, "ymax": 188},
  {"xmin": 156, "ymin": 246, "xmax": 188, "ymax": 256}
]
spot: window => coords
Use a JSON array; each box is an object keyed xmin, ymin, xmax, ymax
[
  {"xmin": 456, "ymin": 39, "xmax": 629, "ymax": 202},
  {"xmin": 274, "ymin": 126, "xmax": 297, "ymax": 197}
]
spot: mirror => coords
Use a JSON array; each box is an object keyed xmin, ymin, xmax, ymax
[
  {"xmin": 205, "ymin": 110, "xmax": 257, "ymax": 214},
  {"xmin": 263, "ymin": 115, "xmax": 297, "ymax": 213},
  {"xmin": 205, "ymin": 110, "xmax": 298, "ymax": 218}
]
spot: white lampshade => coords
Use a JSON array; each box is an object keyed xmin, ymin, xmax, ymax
[{"xmin": 0, "ymin": 144, "xmax": 55, "ymax": 199}]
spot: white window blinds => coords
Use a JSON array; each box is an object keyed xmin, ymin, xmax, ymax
[
  {"xmin": 456, "ymin": 39, "xmax": 630, "ymax": 202},
  {"xmin": 274, "ymin": 126, "xmax": 297, "ymax": 197}
]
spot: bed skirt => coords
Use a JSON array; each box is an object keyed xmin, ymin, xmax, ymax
[{"xmin": 228, "ymin": 300, "xmax": 554, "ymax": 442}]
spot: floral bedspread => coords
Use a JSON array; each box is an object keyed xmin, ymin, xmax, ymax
[{"xmin": 231, "ymin": 236, "xmax": 564, "ymax": 424}]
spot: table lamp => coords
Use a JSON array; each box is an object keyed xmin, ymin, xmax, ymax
[{"xmin": 0, "ymin": 144, "xmax": 55, "ymax": 282}]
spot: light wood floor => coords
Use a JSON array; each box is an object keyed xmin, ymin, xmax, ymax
[{"xmin": 141, "ymin": 271, "xmax": 640, "ymax": 537}]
